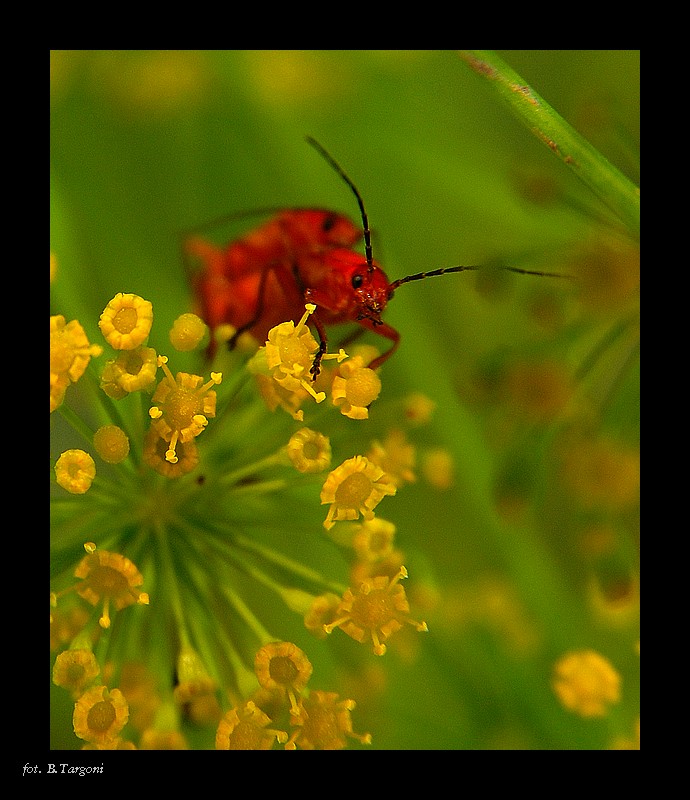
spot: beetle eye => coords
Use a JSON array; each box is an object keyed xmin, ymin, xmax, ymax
[
  {"xmin": 351, "ymin": 274, "xmax": 363, "ymax": 289},
  {"xmin": 322, "ymin": 214, "xmax": 336, "ymax": 232}
]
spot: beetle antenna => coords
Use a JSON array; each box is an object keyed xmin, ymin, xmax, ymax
[
  {"xmin": 306, "ymin": 136, "xmax": 374, "ymax": 273},
  {"xmin": 388, "ymin": 264, "xmax": 575, "ymax": 292}
]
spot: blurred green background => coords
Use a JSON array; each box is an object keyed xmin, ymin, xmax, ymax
[{"xmin": 50, "ymin": 50, "xmax": 639, "ymax": 750}]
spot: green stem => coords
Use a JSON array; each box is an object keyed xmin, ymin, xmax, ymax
[
  {"xmin": 224, "ymin": 478, "xmax": 289, "ymax": 496},
  {"xmin": 218, "ymin": 449, "xmax": 289, "ymax": 488},
  {"xmin": 458, "ymin": 51, "xmax": 640, "ymax": 235},
  {"xmin": 232, "ymin": 532, "xmax": 348, "ymax": 595},
  {"xmin": 155, "ymin": 522, "xmax": 191, "ymax": 646},
  {"xmin": 56, "ymin": 402, "xmax": 94, "ymax": 447}
]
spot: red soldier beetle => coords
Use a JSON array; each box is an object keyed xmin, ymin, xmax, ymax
[{"xmin": 184, "ymin": 138, "xmax": 572, "ymax": 375}]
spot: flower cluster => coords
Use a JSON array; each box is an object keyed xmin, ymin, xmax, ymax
[{"xmin": 51, "ymin": 292, "xmax": 435, "ymax": 750}]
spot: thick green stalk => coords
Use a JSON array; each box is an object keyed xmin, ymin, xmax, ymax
[{"xmin": 459, "ymin": 50, "xmax": 640, "ymax": 235}]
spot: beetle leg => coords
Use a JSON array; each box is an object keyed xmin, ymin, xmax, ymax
[
  {"xmin": 227, "ymin": 261, "xmax": 277, "ymax": 350},
  {"xmin": 308, "ymin": 311, "xmax": 329, "ymax": 380},
  {"xmin": 356, "ymin": 319, "xmax": 400, "ymax": 370}
]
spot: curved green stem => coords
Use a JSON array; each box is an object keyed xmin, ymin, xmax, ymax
[{"xmin": 459, "ymin": 51, "xmax": 640, "ymax": 235}]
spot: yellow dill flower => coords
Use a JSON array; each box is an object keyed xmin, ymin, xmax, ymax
[
  {"xmin": 54, "ymin": 449, "xmax": 96, "ymax": 494},
  {"xmin": 586, "ymin": 572, "xmax": 640, "ymax": 629},
  {"xmin": 402, "ymin": 392, "xmax": 436, "ymax": 426},
  {"xmin": 216, "ymin": 701, "xmax": 287, "ymax": 750},
  {"xmin": 50, "ymin": 315, "xmax": 103, "ymax": 411},
  {"xmin": 50, "ymin": 604, "xmax": 92, "ymax": 652},
  {"xmin": 552, "ymin": 650, "xmax": 621, "ymax": 718},
  {"xmin": 98, "ymin": 50, "xmax": 209, "ymax": 117},
  {"xmin": 331, "ymin": 355, "xmax": 382, "ymax": 419},
  {"xmin": 248, "ymin": 305, "xmax": 347, "ymax": 418},
  {"xmin": 73, "ymin": 685, "xmax": 129, "ymax": 745},
  {"xmin": 50, "ymin": 315, "xmax": 103, "ymax": 384},
  {"xmin": 286, "ymin": 427, "xmax": 331, "ymax": 473},
  {"xmin": 349, "ymin": 547, "xmax": 406, "ymax": 589},
  {"xmin": 53, "ymin": 287, "xmax": 421, "ymax": 749},
  {"xmin": 252, "ymin": 371, "xmax": 309, "ymax": 421},
  {"xmin": 285, "ymin": 690, "xmax": 371, "ymax": 750},
  {"xmin": 149, "ymin": 355, "xmax": 221, "ymax": 463},
  {"xmin": 169, "ymin": 312, "xmax": 207, "ymax": 351},
  {"xmin": 82, "ymin": 737, "xmax": 138, "ymax": 750},
  {"xmin": 185, "ymin": 693, "xmax": 223, "ymax": 727},
  {"xmin": 345, "ymin": 343, "xmax": 380, "ymax": 367},
  {"xmin": 118, "ymin": 662, "xmax": 161, "ymax": 733},
  {"xmin": 214, "ymin": 323, "xmax": 259, "ymax": 355},
  {"xmin": 142, "ymin": 426, "xmax": 199, "ymax": 477},
  {"xmin": 254, "ymin": 641, "xmax": 313, "ymax": 715},
  {"xmin": 324, "ymin": 566, "xmax": 428, "ymax": 655},
  {"xmin": 568, "ymin": 232, "xmax": 640, "ymax": 311},
  {"xmin": 50, "ymin": 371, "xmax": 71, "ymax": 414},
  {"xmin": 500, "ymin": 358, "xmax": 572, "ymax": 421},
  {"xmin": 421, "ymin": 447, "xmax": 455, "ymax": 490},
  {"xmin": 259, "ymin": 304, "xmax": 327, "ymax": 403},
  {"xmin": 139, "ymin": 729, "xmax": 189, "ymax": 750},
  {"xmin": 303, "ymin": 592, "xmax": 341, "ymax": 639},
  {"xmin": 52, "ymin": 649, "xmax": 101, "ymax": 698},
  {"xmin": 70, "ymin": 542, "xmax": 149, "ymax": 629},
  {"xmin": 93, "ymin": 425, "xmax": 130, "ymax": 464},
  {"xmin": 351, "ymin": 517, "xmax": 397, "ymax": 563},
  {"xmin": 256, "ymin": 303, "xmax": 347, "ymax": 403},
  {"xmin": 320, "ymin": 455, "xmax": 397, "ymax": 530},
  {"xmin": 173, "ymin": 645, "xmax": 218, "ymax": 706},
  {"xmin": 367, "ymin": 429, "xmax": 416, "ymax": 487},
  {"xmin": 559, "ymin": 433, "xmax": 640, "ymax": 511},
  {"xmin": 99, "ymin": 345, "xmax": 158, "ymax": 398},
  {"xmin": 98, "ymin": 292, "xmax": 153, "ymax": 350}
]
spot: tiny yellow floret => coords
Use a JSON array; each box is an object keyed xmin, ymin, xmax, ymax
[
  {"xmin": 324, "ymin": 566, "xmax": 428, "ymax": 656},
  {"xmin": 139, "ymin": 729, "xmax": 189, "ymax": 750},
  {"xmin": 149, "ymin": 356, "xmax": 220, "ymax": 463},
  {"xmin": 98, "ymin": 293, "xmax": 153, "ymax": 350},
  {"xmin": 53, "ymin": 649, "xmax": 101, "ymax": 697},
  {"xmin": 263, "ymin": 305, "xmax": 326, "ymax": 403},
  {"xmin": 93, "ymin": 425, "xmax": 130, "ymax": 464},
  {"xmin": 169, "ymin": 313, "xmax": 207, "ymax": 351},
  {"xmin": 254, "ymin": 641, "xmax": 313, "ymax": 715},
  {"xmin": 402, "ymin": 392, "xmax": 436, "ymax": 426},
  {"xmin": 100, "ymin": 345, "xmax": 159, "ymax": 398},
  {"xmin": 320, "ymin": 455, "xmax": 397, "ymax": 530},
  {"xmin": 367, "ymin": 429, "xmax": 416, "ymax": 487},
  {"xmin": 173, "ymin": 645, "xmax": 218, "ymax": 706},
  {"xmin": 552, "ymin": 649, "xmax": 621, "ymax": 717},
  {"xmin": 351, "ymin": 517, "xmax": 397, "ymax": 563},
  {"xmin": 73, "ymin": 685, "xmax": 129, "ymax": 745},
  {"xmin": 501, "ymin": 359, "xmax": 572, "ymax": 421},
  {"xmin": 304, "ymin": 592, "xmax": 342, "ymax": 639},
  {"xmin": 422, "ymin": 447, "xmax": 455, "ymax": 490},
  {"xmin": 285, "ymin": 690, "xmax": 372, "ymax": 750},
  {"xmin": 54, "ymin": 449, "xmax": 96, "ymax": 494},
  {"xmin": 50, "ymin": 315, "xmax": 103, "ymax": 411},
  {"xmin": 70, "ymin": 543, "xmax": 148, "ymax": 629},
  {"xmin": 331, "ymin": 356, "xmax": 382, "ymax": 419},
  {"xmin": 143, "ymin": 427, "xmax": 199, "ymax": 478},
  {"xmin": 559, "ymin": 434, "xmax": 640, "ymax": 512},
  {"xmin": 216, "ymin": 701, "xmax": 287, "ymax": 750},
  {"xmin": 286, "ymin": 428, "xmax": 332, "ymax": 473}
]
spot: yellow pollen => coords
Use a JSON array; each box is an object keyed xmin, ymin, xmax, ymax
[
  {"xmin": 335, "ymin": 472, "xmax": 372, "ymax": 507},
  {"xmin": 88, "ymin": 700, "xmax": 117, "ymax": 732},
  {"xmin": 113, "ymin": 306, "xmax": 138, "ymax": 334}
]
